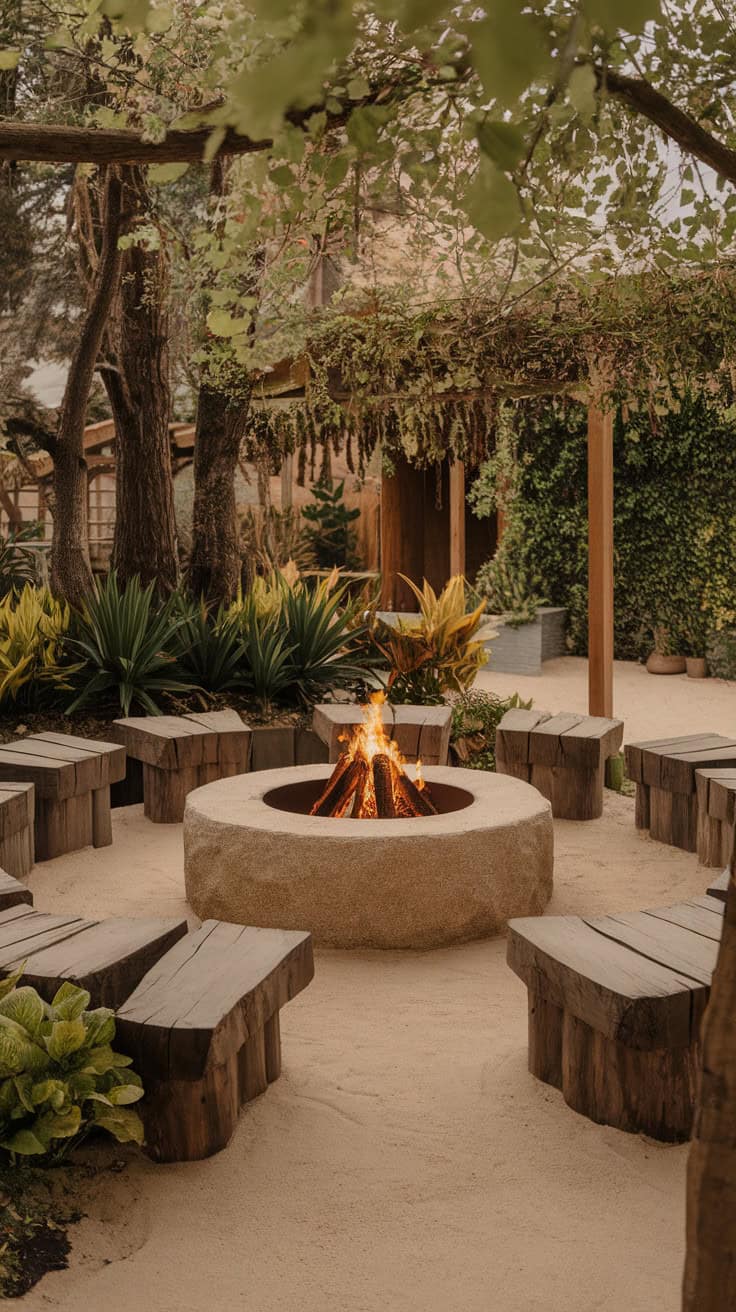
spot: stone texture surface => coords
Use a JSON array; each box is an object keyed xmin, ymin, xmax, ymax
[{"xmin": 183, "ymin": 765, "xmax": 553, "ymax": 949}]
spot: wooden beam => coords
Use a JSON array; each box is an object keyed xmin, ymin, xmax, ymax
[
  {"xmin": 587, "ymin": 404, "xmax": 614, "ymax": 717},
  {"xmin": 449, "ymin": 459, "xmax": 466, "ymax": 578},
  {"xmin": 280, "ymin": 453, "xmax": 293, "ymax": 510}
]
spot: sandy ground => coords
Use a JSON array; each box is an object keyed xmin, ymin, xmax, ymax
[{"xmin": 19, "ymin": 659, "xmax": 736, "ymax": 1312}]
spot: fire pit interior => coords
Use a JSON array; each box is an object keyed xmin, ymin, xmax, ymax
[{"xmin": 184, "ymin": 703, "xmax": 555, "ymax": 948}]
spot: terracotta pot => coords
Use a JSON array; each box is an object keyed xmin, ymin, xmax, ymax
[
  {"xmin": 646, "ymin": 652, "xmax": 686, "ymax": 675},
  {"xmin": 686, "ymin": 656, "xmax": 708, "ymax": 679}
]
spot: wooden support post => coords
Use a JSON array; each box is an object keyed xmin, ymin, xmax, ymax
[
  {"xmin": 449, "ymin": 459, "xmax": 466, "ymax": 578},
  {"xmin": 280, "ymin": 452, "xmax": 293, "ymax": 511},
  {"xmin": 587, "ymin": 404, "xmax": 614, "ymax": 718}
]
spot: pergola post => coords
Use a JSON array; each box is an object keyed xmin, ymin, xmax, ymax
[
  {"xmin": 587, "ymin": 403, "xmax": 614, "ymax": 717},
  {"xmin": 449, "ymin": 459, "xmax": 466, "ymax": 577}
]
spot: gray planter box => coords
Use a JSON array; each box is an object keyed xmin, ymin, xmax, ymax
[
  {"xmin": 484, "ymin": 607, "xmax": 567, "ymax": 675},
  {"xmin": 377, "ymin": 606, "xmax": 567, "ymax": 677}
]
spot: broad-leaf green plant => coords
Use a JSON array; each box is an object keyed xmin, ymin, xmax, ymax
[
  {"xmin": 0, "ymin": 970, "xmax": 144, "ymax": 1162},
  {"xmin": 0, "ymin": 523, "xmax": 43, "ymax": 596},
  {"xmin": 371, "ymin": 575, "xmax": 489, "ymax": 703},
  {"xmin": 67, "ymin": 572, "xmax": 191, "ymax": 716}
]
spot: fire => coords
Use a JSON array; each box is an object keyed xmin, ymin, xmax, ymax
[{"xmin": 310, "ymin": 693, "xmax": 437, "ymax": 820}]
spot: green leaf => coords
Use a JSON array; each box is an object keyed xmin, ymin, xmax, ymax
[
  {"xmin": 476, "ymin": 120, "xmax": 526, "ymax": 171},
  {"xmin": 1, "ymin": 1128, "xmax": 46, "ymax": 1155},
  {"xmin": 148, "ymin": 163, "xmax": 189, "ymax": 185},
  {"xmin": 0, "ymin": 966, "xmax": 24, "ymax": 1004},
  {"xmin": 207, "ymin": 309, "xmax": 248, "ymax": 338},
  {"xmin": 0, "ymin": 986, "xmax": 45, "ymax": 1037},
  {"xmin": 45, "ymin": 1019, "xmax": 87, "ymax": 1062},
  {"xmin": 0, "ymin": 50, "xmax": 20, "ymax": 70},
  {"xmin": 35, "ymin": 1106, "xmax": 82, "ymax": 1143},
  {"xmin": 81, "ymin": 1044, "xmax": 117, "ymax": 1075},
  {"xmin": 567, "ymin": 65, "xmax": 597, "ymax": 120},
  {"xmin": 107, "ymin": 1083, "xmax": 144, "ymax": 1106},
  {"xmin": 52, "ymin": 982, "xmax": 90, "ymax": 1021},
  {"xmin": 470, "ymin": 3, "xmax": 550, "ymax": 106},
  {"xmin": 346, "ymin": 75, "xmax": 370, "ymax": 99},
  {"xmin": 92, "ymin": 1105, "xmax": 145, "ymax": 1146},
  {"xmin": 465, "ymin": 160, "xmax": 521, "ymax": 241},
  {"xmin": 582, "ymin": 0, "xmax": 661, "ymax": 35}
]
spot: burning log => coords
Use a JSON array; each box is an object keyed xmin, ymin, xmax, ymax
[
  {"xmin": 310, "ymin": 756, "xmax": 367, "ymax": 817},
  {"xmin": 309, "ymin": 692, "xmax": 441, "ymax": 820},
  {"xmin": 395, "ymin": 769, "xmax": 438, "ymax": 817},
  {"xmin": 372, "ymin": 753, "xmax": 397, "ymax": 818}
]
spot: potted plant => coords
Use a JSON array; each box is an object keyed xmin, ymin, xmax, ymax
[
  {"xmin": 646, "ymin": 620, "xmax": 686, "ymax": 675},
  {"xmin": 682, "ymin": 611, "xmax": 710, "ymax": 679}
]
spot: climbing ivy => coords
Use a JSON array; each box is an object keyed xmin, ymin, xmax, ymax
[{"xmin": 474, "ymin": 390, "xmax": 736, "ymax": 662}]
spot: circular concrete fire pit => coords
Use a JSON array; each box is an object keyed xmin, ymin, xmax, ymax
[{"xmin": 184, "ymin": 765, "xmax": 553, "ymax": 950}]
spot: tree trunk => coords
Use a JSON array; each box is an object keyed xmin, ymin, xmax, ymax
[
  {"xmin": 50, "ymin": 167, "xmax": 123, "ymax": 607},
  {"xmin": 683, "ymin": 858, "xmax": 736, "ymax": 1309},
  {"xmin": 189, "ymin": 385, "xmax": 251, "ymax": 602},
  {"xmin": 102, "ymin": 167, "xmax": 178, "ymax": 590}
]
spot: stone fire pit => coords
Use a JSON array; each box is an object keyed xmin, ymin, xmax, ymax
[{"xmin": 184, "ymin": 765, "xmax": 553, "ymax": 950}]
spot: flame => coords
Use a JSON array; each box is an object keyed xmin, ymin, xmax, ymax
[{"xmin": 340, "ymin": 692, "xmax": 422, "ymax": 818}]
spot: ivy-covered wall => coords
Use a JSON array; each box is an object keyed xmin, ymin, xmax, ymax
[{"xmin": 506, "ymin": 391, "xmax": 736, "ymax": 661}]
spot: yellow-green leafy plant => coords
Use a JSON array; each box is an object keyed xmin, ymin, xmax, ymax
[
  {"xmin": 371, "ymin": 574, "xmax": 489, "ymax": 703},
  {"xmin": 0, "ymin": 970, "xmax": 144, "ymax": 1162},
  {"xmin": 0, "ymin": 586, "xmax": 77, "ymax": 708}
]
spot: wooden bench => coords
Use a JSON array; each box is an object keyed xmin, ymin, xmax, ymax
[
  {"xmin": 0, "ymin": 734, "xmax": 126, "ymax": 860},
  {"xmin": 312, "ymin": 703, "xmax": 452, "ymax": 765},
  {"xmin": 0, "ymin": 868, "xmax": 33, "ymax": 912},
  {"xmin": 507, "ymin": 895, "xmax": 724, "ymax": 1141},
  {"xmin": 495, "ymin": 709, "xmax": 623, "ymax": 820},
  {"xmin": 625, "ymin": 734, "xmax": 736, "ymax": 851},
  {"xmin": 116, "ymin": 920, "xmax": 314, "ymax": 1161},
  {"xmin": 0, "ymin": 903, "xmax": 187, "ymax": 1008},
  {"xmin": 706, "ymin": 867, "xmax": 730, "ymax": 902},
  {"xmin": 0, "ymin": 783, "xmax": 34, "ymax": 878},
  {"xmin": 695, "ymin": 768, "xmax": 736, "ymax": 867},
  {"xmin": 112, "ymin": 709, "xmax": 251, "ymax": 823}
]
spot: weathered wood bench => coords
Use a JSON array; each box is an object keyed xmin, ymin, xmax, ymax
[
  {"xmin": 0, "ymin": 782, "xmax": 34, "ymax": 878},
  {"xmin": 496, "ymin": 709, "xmax": 623, "ymax": 820},
  {"xmin": 112, "ymin": 709, "xmax": 251, "ymax": 823},
  {"xmin": 706, "ymin": 867, "xmax": 730, "ymax": 902},
  {"xmin": 695, "ymin": 768, "xmax": 736, "ymax": 867},
  {"xmin": 0, "ymin": 902, "xmax": 187, "ymax": 1008},
  {"xmin": 116, "ymin": 920, "xmax": 314, "ymax": 1161},
  {"xmin": 625, "ymin": 734, "xmax": 736, "ymax": 852},
  {"xmin": 507, "ymin": 895, "xmax": 724, "ymax": 1141},
  {"xmin": 313, "ymin": 703, "xmax": 452, "ymax": 765},
  {"xmin": 0, "ymin": 734, "xmax": 126, "ymax": 860},
  {"xmin": 0, "ymin": 868, "xmax": 33, "ymax": 912}
]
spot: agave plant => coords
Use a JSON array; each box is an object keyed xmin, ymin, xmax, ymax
[
  {"xmin": 280, "ymin": 578, "xmax": 371, "ymax": 703},
  {"xmin": 0, "ymin": 585, "xmax": 77, "ymax": 708},
  {"xmin": 67, "ymin": 572, "xmax": 191, "ymax": 716},
  {"xmin": 372, "ymin": 574, "xmax": 489, "ymax": 703},
  {"xmin": 0, "ymin": 969, "xmax": 143, "ymax": 1162},
  {"xmin": 172, "ymin": 595, "xmax": 246, "ymax": 694},
  {"xmin": 239, "ymin": 614, "xmax": 295, "ymax": 710}
]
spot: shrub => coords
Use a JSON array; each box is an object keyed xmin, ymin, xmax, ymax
[
  {"xmin": 172, "ymin": 596, "xmax": 245, "ymax": 694},
  {"xmin": 0, "ymin": 970, "xmax": 143, "ymax": 1162},
  {"xmin": 449, "ymin": 689, "xmax": 532, "ymax": 771},
  {"xmin": 0, "ymin": 586, "xmax": 77, "ymax": 710},
  {"xmin": 301, "ymin": 481, "xmax": 360, "ymax": 569},
  {"xmin": 371, "ymin": 574, "xmax": 489, "ymax": 703},
  {"xmin": 67, "ymin": 572, "xmax": 191, "ymax": 716},
  {"xmin": 239, "ymin": 507, "xmax": 315, "ymax": 585},
  {"xmin": 0, "ymin": 524, "xmax": 43, "ymax": 596}
]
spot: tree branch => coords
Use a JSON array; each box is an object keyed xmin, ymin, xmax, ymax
[{"xmin": 598, "ymin": 65, "xmax": 736, "ymax": 187}]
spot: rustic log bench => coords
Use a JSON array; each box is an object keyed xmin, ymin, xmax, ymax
[
  {"xmin": 112, "ymin": 709, "xmax": 251, "ymax": 823},
  {"xmin": 695, "ymin": 768, "xmax": 736, "ymax": 867},
  {"xmin": 0, "ymin": 902, "xmax": 187, "ymax": 1008},
  {"xmin": 116, "ymin": 920, "xmax": 314, "ymax": 1161},
  {"xmin": 312, "ymin": 703, "xmax": 452, "ymax": 765},
  {"xmin": 625, "ymin": 734, "xmax": 736, "ymax": 852},
  {"xmin": 0, "ymin": 782, "xmax": 34, "ymax": 879},
  {"xmin": 706, "ymin": 867, "xmax": 730, "ymax": 902},
  {"xmin": 507, "ymin": 895, "xmax": 724, "ymax": 1141},
  {"xmin": 0, "ymin": 734, "xmax": 126, "ymax": 860},
  {"xmin": 0, "ymin": 868, "xmax": 33, "ymax": 912},
  {"xmin": 495, "ymin": 709, "xmax": 623, "ymax": 820}
]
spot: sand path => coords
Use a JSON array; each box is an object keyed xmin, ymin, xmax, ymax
[{"xmin": 19, "ymin": 659, "xmax": 735, "ymax": 1311}]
